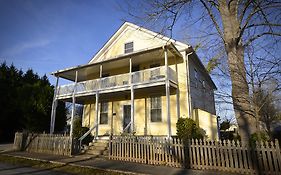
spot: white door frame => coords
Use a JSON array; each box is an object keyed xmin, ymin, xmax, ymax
[{"xmin": 121, "ymin": 103, "xmax": 131, "ymax": 133}]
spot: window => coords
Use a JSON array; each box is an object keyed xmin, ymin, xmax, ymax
[
  {"xmin": 194, "ymin": 69, "xmax": 198, "ymax": 79},
  {"xmin": 202, "ymin": 80, "xmax": 206, "ymax": 88},
  {"xmin": 150, "ymin": 96, "xmax": 162, "ymax": 122},
  {"xmin": 100, "ymin": 102, "xmax": 108, "ymax": 124},
  {"xmin": 124, "ymin": 42, "xmax": 134, "ymax": 53},
  {"xmin": 194, "ymin": 69, "xmax": 198, "ymax": 87}
]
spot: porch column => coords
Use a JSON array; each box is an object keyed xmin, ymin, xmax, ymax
[
  {"xmin": 95, "ymin": 91, "xmax": 99, "ymax": 138},
  {"xmin": 164, "ymin": 47, "xmax": 172, "ymax": 138},
  {"xmin": 110, "ymin": 102, "xmax": 114, "ymax": 135},
  {"xmin": 70, "ymin": 71, "xmax": 78, "ymax": 139},
  {"xmin": 129, "ymin": 58, "xmax": 134, "ymax": 132},
  {"xmin": 144, "ymin": 98, "xmax": 147, "ymax": 135},
  {"xmin": 175, "ymin": 58, "xmax": 180, "ymax": 119},
  {"xmin": 50, "ymin": 76, "xmax": 59, "ymax": 134},
  {"xmin": 100, "ymin": 65, "xmax": 103, "ymax": 78},
  {"xmin": 95, "ymin": 65, "xmax": 102, "ymax": 138}
]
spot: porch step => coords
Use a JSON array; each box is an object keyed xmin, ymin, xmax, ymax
[
  {"xmin": 89, "ymin": 141, "xmax": 108, "ymax": 147},
  {"xmin": 83, "ymin": 139, "xmax": 109, "ymax": 156}
]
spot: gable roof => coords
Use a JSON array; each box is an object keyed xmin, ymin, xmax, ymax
[{"xmin": 89, "ymin": 22, "xmax": 189, "ymax": 63}]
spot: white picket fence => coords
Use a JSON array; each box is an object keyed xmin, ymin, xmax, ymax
[
  {"xmin": 109, "ymin": 136, "xmax": 281, "ymax": 174},
  {"xmin": 109, "ymin": 136, "xmax": 185, "ymax": 167},
  {"xmin": 13, "ymin": 132, "xmax": 80, "ymax": 156}
]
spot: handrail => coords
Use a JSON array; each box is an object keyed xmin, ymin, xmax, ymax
[
  {"xmin": 78, "ymin": 123, "xmax": 98, "ymax": 148},
  {"xmin": 123, "ymin": 121, "xmax": 132, "ymax": 133},
  {"xmin": 57, "ymin": 66, "xmax": 178, "ymax": 97}
]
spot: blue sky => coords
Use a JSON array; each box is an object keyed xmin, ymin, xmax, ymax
[
  {"xmin": 0, "ymin": 0, "xmax": 128, "ymax": 84},
  {"xmin": 0, "ymin": 0, "xmax": 235, "ymax": 120}
]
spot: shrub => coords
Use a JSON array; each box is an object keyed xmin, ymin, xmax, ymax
[
  {"xmin": 72, "ymin": 118, "xmax": 93, "ymax": 144},
  {"xmin": 176, "ymin": 117, "xmax": 206, "ymax": 141},
  {"xmin": 250, "ymin": 131, "xmax": 270, "ymax": 146}
]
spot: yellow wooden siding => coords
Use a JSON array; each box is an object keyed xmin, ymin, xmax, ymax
[
  {"xmin": 193, "ymin": 108, "xmax": 218, "ymax": 140},
  {"xmin": 80, "ymin": 25, "xmax": 217, "ymax": 138},
  {"xmin": 95, "ymin": 27, "xmax": 168, "ymax": 62}
]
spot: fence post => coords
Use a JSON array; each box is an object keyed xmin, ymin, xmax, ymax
[
  {"xmin": 275, "ymin": 139, "xmax": 281, "ymax": 172},
  {"xmin": 186, "ymin": 139, "xmax": 191, "ymax": 168},
  {"xmin": 109, "ymin": 135, "xmax": 112, "ymax": 159}
]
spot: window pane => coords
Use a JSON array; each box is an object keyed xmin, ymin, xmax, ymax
[
  {"xmin": 150, "ymin": 96, "xmax": 161, "ymax": 122},
  {"xmin": 100, "ymin": 113, "xmax": 108, "ymax": 124},
  {"xmin": 101, "ymin": 102, "xmax": 108, "ymax": 113},
  {"xmin": 194, "ymin": 69, "xmax": 198, "ymax": 79},
  {"xmin": 125, "ymin": 42, "xmax": 133, "ymax": 53},
  {"xmin": 100, "ymin": 102, "xmax": 108, "ymax": 124}
]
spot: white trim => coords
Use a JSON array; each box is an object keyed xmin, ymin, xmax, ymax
[
  {"xmin": 99, "ymin": 65, "xmax": 103, "ymax": 78},
  {"xmin": 175, "ymin": 59, "xmax": 180, "ymax": 119},
  {"xmin": 110, "ymin": 101, "xmax": 114, "ymax": 135},
  {"xmin": 186, "ymin": 52, "xmax": 193, "ymax": 118},
  {"xmin": 70, "ymin": 71, "xmax": 78, "ymax": 139},
  {"xmin": 164, "ymin": 48, "xmax": 171, "ymax": 138},
  {"xmin": 148, "ymin": 96, "xmax": 163, "ymax": 123},
  {"xmin": 121, "ymin": 103, "xmax": 132, "ymax": 132},
  {"xmin": 99, "ymin": 102, "xmax": 109, "ymax": 125},
  {"xmin": 89, "ymin": 22, "xmax": 189, "ymax": 63},
  {"xmin": 95, "ymin": 92, "xmax": 99, "ymax": 137},
  {"xmin": 50, "ymin": 76, "xmax": 59, "ymax": 134},
  {"xmin": 91, "ymin": 27, "xmax": 131, "ymax": 63}
]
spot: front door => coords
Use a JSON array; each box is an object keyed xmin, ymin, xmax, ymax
[{"xmin": 123, "ymin": 105, "xmax": 131, "ymax": 133}]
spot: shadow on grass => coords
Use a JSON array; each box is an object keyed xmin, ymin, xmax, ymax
[{"xmin": 0, "ymin": 154, "xmax": 108, "ymax": 175}]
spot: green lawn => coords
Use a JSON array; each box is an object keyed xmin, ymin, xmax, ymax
[{"xmin": 0, "ymin": 155, "xmax": 126, "ymax": 175}]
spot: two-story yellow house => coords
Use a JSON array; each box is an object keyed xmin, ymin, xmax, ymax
[{"xmin": 50, "ymin": 22, "xmax": 218, "ymax": 141}]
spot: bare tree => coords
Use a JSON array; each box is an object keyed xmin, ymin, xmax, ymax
[
  {"xmin": 254, "ymin": 87, "xmax": 281, "ymax": 136},
  {"xmin": 247, "ymin": 43, "xmax": 281, "ymax": 134},
  {"xmin": 122, "ymin": 0, "xmax": 281, "ymax": 142}
]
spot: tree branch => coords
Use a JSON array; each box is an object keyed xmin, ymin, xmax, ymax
[
  {"xmin": 238, "ymin": 1, "xmax": 281, "ymax": 41},
  {"xmin": 244, "ymin": 32, "xmax": 281, "ymax": 46},
  {"xmin": 238, "ymin": 0, "xmax": 252, "ymax": 25},
  {"xmin": 199, "ymin": 0, "xmax": 224, "ymax": 41},
  {"xmin": 246, "ymin": 23, "xmax": 281, "ymax": 29}
]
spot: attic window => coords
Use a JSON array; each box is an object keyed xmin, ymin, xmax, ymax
[{"xmin": 124, "ymin": 42, "xmax": 134, "ymax": 53}]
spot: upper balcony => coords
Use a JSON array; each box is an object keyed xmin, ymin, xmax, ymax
[
  {"xmin": 51, "ymin": 43, "xmax": 183, "ymax": 102},
  {"xmin": 56, "ymin": 66, "xmax": 177, "ymax": 100}
]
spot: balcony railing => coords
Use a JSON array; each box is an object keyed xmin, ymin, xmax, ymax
[{"xmin": 56, "ymin": 66, "xmax": 177, "ymax": 98}]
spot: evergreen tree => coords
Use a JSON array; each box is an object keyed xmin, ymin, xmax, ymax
[{"xmin": 0, "ymin": 62, "xmax": 66, "ymax": 142}]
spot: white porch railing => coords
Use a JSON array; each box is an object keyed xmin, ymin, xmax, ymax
[{"xmin": 56, "ymin": 66, "xmax": 177, "ymax": 98}]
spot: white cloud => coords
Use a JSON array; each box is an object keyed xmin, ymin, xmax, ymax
[{"xmin": 1, "ymin": 38, "xmax": 52, "ymax": 56}]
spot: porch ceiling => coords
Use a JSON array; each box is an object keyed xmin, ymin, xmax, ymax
[{"xmin": 51, "ymin": 43, "xmax": 183, "ymax": 82}]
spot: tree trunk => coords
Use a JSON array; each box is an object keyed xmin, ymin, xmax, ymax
[
  {"xmin": 218, "ymin": 0, "xmax": 257, "ymax": 143},
  {"xmin": 227, "ymin": 46, "xmax": 257, "ymax": 142}
]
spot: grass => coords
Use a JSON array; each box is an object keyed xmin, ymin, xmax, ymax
[{"xmin": 0, "ymin": 154, "xmax": 127, "ymax": 175}]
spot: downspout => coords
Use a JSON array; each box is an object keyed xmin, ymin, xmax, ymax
[{"xmin": 185, "ymin": 51, "xmax": 193, "ymax": 118}]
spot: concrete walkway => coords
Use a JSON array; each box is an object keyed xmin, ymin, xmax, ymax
[
  {"xmin": 0, "ymin": 143, "xmax": 14, "ymax": 153},
  {"xmin": 3, "ymin": 152, "xmax": 239, "ymax": 175}
]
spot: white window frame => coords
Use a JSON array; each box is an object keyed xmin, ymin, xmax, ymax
[
  {"xmin": 100, "ymin": 102, "xmax": 108, "ymax": 125},
  {"xmin": 150, "ymin": 96, "xmax": 162, "ymax": 122},
  {"xmin": 124, "ymin": 41, "xmax": 134, "ymax": 53}
]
